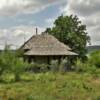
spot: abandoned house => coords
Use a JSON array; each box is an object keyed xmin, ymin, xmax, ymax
[{"xmin": 20, "ymin": 33, "xmax": 77, "ymax": 64}]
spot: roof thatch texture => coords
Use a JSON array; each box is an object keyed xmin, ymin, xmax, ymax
[{"xmin": 21, "ymin": 34, "xmax": 77, "ymax": 56}]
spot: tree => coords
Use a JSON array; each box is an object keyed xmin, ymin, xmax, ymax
[
  {"xmin": 0, "ymin": 45, "xmax": 13, "ymax": 80},
  {"xmin": 45, "ymin": 15, "xmax": 90, "ymax": 61},
  {"xmin": 11, "ymin": 57, "xmax": 28, "ymax": 81},
  {"xmin": 0, "ymin": 45, "xmax": 28, "ymax": 82},
  {"xmin": 88, "ymin": 51, "xmax": 100, "ymax": 68}
]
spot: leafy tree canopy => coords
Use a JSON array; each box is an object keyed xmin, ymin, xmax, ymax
[{"xmin": 45, "ymin": 15, "xmax": 90, "ymax": 60}]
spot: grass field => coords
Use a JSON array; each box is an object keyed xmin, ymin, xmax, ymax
[{"xmin": 0, "ymin": 72, "xmax": 99, "ymax": 100}]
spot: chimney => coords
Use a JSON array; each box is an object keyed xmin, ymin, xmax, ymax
[{"xmin": 36, "ymin": 27, "xmax": 38, "ymax": 35}]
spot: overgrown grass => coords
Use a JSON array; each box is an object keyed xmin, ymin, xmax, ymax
[
  {"xmin": 0, "ymin": 72, "xmax": 99, "ymax": 100},
  {"xmin": 0, "ymin": 47, "xmax": 99, "ymax": 100}
]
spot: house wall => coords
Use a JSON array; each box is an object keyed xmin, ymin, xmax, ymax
[
  {"xmin": 34, "ymin": 56, "xmax": 48, "ymax": 64},
  {"xmin": 24, "ymin": 55, "xmax": 66, "ymax": 64}
]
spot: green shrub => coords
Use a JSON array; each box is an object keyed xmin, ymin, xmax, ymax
[
  {"xmin": 11, "ymin": 58, "xmax": 28, "ymax": 81},
  {"xmin": 39, "ymin": 64, "xmax": 49, "ymax": 73},
  {"xmin": 75, "ymin": 59, "xmax": 85, "ymax": 72},
  {"xmin": 59, "ymin": 58, "xmax": 67, "ymax": 73},
  {"xmin": 0, "ymin": 45, "xmax": 29, "ymax": 82},
  {"xmin": 75, "ymin": 59, "xmax": 97, "ymax": 74},
  {"xmin": 49, "ymin": 58, "xmax": 71, "ymax": 73},
  {"xmin": 0, "ymin": 46, "xmax": 14, "ymax": 80},
  {"xmin": 26, "ymin": 96, "xmax": 34, "ymax": 100},
  {"xmin": 27, "ymin": 63, "xmax": 49, "ymax": 73},
  {"xmin": 88, "ymin": 50, "xmax": 100, "ymax": 68},
  {"xmin": 50, "ymin": 60, "xmax": 59, "ymax": 72}
]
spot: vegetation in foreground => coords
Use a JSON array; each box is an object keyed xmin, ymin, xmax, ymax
[
  {"xmin": 0, "ymin": 45, "xmax": 99, "ymax": 100},
  {"xmin": 0, "ymin": 46, "xmax": 99, "ymax": 100},
  {"xmin": 0, "ymin": 14, "xmax": 99, "ymax": 99},
  {"xmin": 0, "ymin": 72, "xmax": 100, "ymax": 100}
]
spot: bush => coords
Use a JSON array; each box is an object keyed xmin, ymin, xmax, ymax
[
  {"xmin": 39, "ymin": 64, "xmax": 49, "ymax": 73},
  {"xmin": 88, "ymin": 50, "xmax": 100, "ymax": 68},
  {"xmin": 0, "ymin": 45, "xmax": 29, "ymax": 82},
  {"xmin": 50, "ymin": 60, "xmax": 59, "ymax": 72},
  {"xmin": 59, "ymin": 58, "xmax": 67, "ymax": 73},
  {"xmin": 11, "ymin": 58, "xmax": 28, "ymax": 81},
  {"xmin": 0, "ymin": 46, "xmax": 14, "ymax": 80},
  {"xmin": 27, "ymin": 63, "xmax": 49, "ymax": 73},
  {"xmin": 75, "ymin": 59, "xmax": 97, "ymax": 74}
]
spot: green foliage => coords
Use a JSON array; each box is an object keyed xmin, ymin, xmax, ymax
[
  {"xmin": 0, "ymin": 72, "xmax": 99, "ymax": 100},
  {"xmin": 50, "ymin": 60, "xmax": 59, "ymax": 72},
  {"xmin": 59, "ymin": 58, "xmax": 67, "ymax": 73},
  {"xmin": 0, "ymin": 45, "xmax": 29, "ymax": 82},
  {"xmin": 28, "ymin": 59, "xmax": 68, "ymax": 73},
  {"xmin": 50, "ymin": 58, "xmax": 69, "ymax": 73},
  {"xmin": 0, "ymin": 46, "xmax": 14, "ymax": 79},
  {"xmin": 15, "ymin": 49, "xmax": 24, "ymax": 57},
  {"xmin": 88, "ymin": 50, "xmax": 100, "ymax": 68},
  {"xmin": 75, "ymin": 59, "xmax": 86, "ymax": 72},
  {"xmin": 11, "ymin": 58, "xmax": 28, "ymax": 81},
  {"xmin": 45, "ymin": 15, "xmax": 90, "ymax": 61},
  {"xmin": 26, "ymin": 96, "xmax": 34, "ymax": 100},
  {"xmin": 39, "ymin": 64, "xmax": 49, "ymax": 72},
  {"xmin": 75, "ymin": 59, "xmax": 97, "ymax": 74},
  {"xmin": 27, "ymin": 63, "xmax": 49, "ymax": 73},
  {"xmin": 74, "ymin": 51, "xmax": 100, "ymax": 76}
]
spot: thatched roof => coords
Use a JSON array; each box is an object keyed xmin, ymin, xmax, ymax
[{"xmin": 21, "ymin": 34, "xmax": 77, "ymax": 56}]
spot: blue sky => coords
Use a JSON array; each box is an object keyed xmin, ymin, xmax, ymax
[
  {"xmin": 0, "ymin": 2, "xmax": 62, "ymax": 28},
  {"xmin": 0, "ymin": 0, "xmax": 100, "ymax": 49}
]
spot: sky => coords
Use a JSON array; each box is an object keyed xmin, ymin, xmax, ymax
[{"xmin": 0, "ymin": 0, "xmax": 100, "ymax": 49}]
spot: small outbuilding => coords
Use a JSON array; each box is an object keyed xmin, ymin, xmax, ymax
[{"xmin": 20, "ymin": 33, "xmax": 77, "ymax": 64}]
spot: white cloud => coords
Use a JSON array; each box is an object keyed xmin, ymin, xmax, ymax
[
  {"xmin": 45, "ymin": 17, "xmax": 56, "ymax": 27},
  {"xmin": 0, "ymin": 25, "xmax": 45, "ymax": 49},
  {"xmin": 0, "ymin": 0, "xmax": 65, "ymax": 16},
  {"xmin": 61, "ymin": 0, "xmax": 100, "ymax": 45}
]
